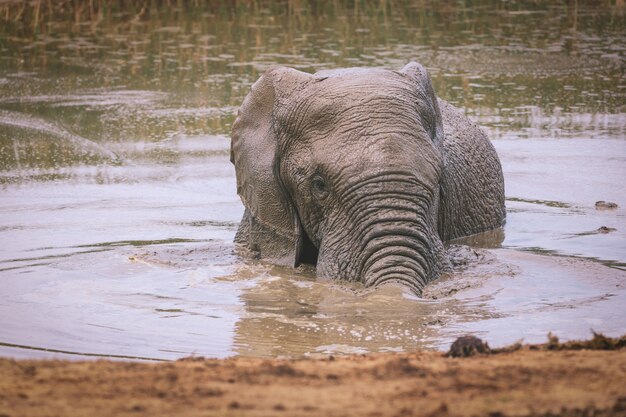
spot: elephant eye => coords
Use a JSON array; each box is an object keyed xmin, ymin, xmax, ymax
[{"xmin": 311, "ymin": 175, "xmax": 329, "ymax": 200}]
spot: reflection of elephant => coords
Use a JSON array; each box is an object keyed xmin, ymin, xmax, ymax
[{"xmin": 231, "ymin": 63, "xmax": 505, "ymax": 293}]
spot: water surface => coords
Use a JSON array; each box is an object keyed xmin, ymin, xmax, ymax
[{"xmin": 0, "ymin": 1, "xmax": 624, "ymax": 360}]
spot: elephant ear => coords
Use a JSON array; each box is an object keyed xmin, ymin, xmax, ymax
[
  {"xmin": 231, "ymin": 66, "xmax": 312, "ymax": 267},
  {"xmin": 399, "ymin": 62, "xmax": 444, "ymax": 148}
]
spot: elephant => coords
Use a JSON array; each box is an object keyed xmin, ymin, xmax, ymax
[{"xmin": 230, "ymin": 62, "xmax": 505, "ymax": 294}]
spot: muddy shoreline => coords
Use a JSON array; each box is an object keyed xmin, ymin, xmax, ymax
[{"xmin": 1, "ymin": 335, "xmax": 625, "ymax": 417}]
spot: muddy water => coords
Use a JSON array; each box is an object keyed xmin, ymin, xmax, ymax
[{"xmin": 0, "ymin": 1, "xmax": 624, "ymax": 360}]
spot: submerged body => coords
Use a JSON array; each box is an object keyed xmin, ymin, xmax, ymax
[{"xmin": 231, "ymin": 63, "xmax": 505, "ymax": 293}]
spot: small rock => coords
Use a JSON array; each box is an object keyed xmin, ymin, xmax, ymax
[
  {"xmin": 595, "ymin": 201, "xmax": 618, "ymax": 210},
  {"xmin": 447, "ymin": 335, "xmax": 490, "ymax": 357}
]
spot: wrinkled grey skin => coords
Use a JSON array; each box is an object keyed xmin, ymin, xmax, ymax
[{"xmin": 231, "ymin": 62, "xmax": 505, "ymax": 294}]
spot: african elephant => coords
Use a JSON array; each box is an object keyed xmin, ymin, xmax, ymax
[{"xmin": 230, "ymin": 62, "xmax": 505, "ymax": 294}]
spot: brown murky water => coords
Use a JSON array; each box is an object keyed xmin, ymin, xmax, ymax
[{"xmin": 0, "ymin": 1, "xmax": 624, "ymax": 360}]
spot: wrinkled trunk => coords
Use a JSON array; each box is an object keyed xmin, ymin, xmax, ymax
[
  {"xmin": 358, "ymin": 212, "xmax": 446, "ymax": 293},
  {"xmin": 315, "ymin": 174, "xmax": 448, "ymax": 294},
  {"xmin": 361, "ymin": 230, "xmax": 437, "ymax": 289}
]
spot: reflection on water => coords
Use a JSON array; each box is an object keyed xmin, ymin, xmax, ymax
[
  {"xmin": 1, "ymin": 0, "xmax": 624, "ymax": 145},
  {"xmin": 0, "ymin": 1, "xmax": 624, "ymax": 360}
]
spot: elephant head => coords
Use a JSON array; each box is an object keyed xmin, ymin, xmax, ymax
[{"xmin": 231, "ymin": 63, "xmax": 455, "ymax": 293}]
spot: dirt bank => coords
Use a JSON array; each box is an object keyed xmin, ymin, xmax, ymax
[{"xmin": 1, "ymin": 335, "xmax": 625, "ymax": 417}]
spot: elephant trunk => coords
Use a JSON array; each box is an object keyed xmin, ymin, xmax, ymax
[
  {"xmin": 315, "ymin": 172, "xmax": 447, "ymax": 294},
  {"xmin": 358, "ymin": 221, "xmax": 442, "ymax": 293},
  {"xmin": 352, "ymin": 192, "xmax": 445, "ymax": 293}
]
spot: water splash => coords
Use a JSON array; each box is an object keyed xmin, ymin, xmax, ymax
[{"xmin": 0, "ymin": 110, "xmax": 121, "ymax": 164}]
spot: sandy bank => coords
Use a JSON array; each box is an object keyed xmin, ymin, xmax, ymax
[{"xmin": 1, "ymin": 335, "xmax": 625, "ymax": 417}]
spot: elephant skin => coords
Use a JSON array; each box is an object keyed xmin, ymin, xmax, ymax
[{"xmin": 231, "ymin": 63, "xmax": 505, "ymax": 294}]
